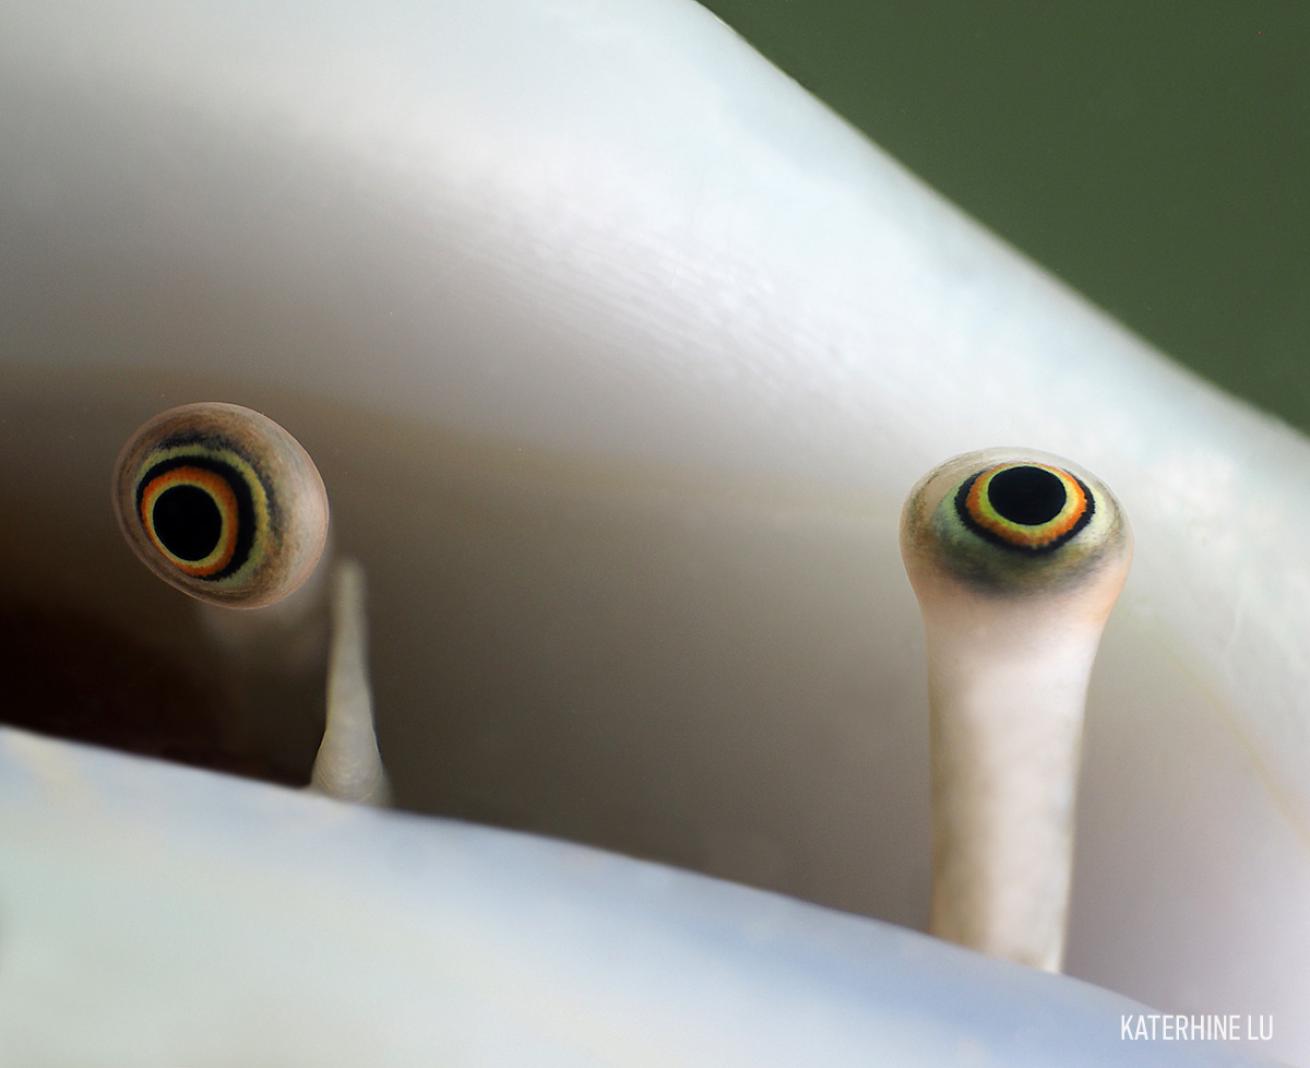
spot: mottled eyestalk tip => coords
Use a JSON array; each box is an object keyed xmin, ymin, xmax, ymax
[
  {"xmin": 113, "ymin": 403, "xmax": 329, "ymax": 609},
  {"xmin": 900, "ymin": 448, "xmax": 1131, "ymax": 972}
]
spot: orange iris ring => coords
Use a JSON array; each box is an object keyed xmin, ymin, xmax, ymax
[
  {"xmin": 964, "ymin": 463, "xmax": 1088, "ymax": 549},
  {"xmin": 139, "ymin": 466, "xmax": 240, "ymax": 576}
]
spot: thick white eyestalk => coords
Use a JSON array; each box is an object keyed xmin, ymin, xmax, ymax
[{"xmin": 900, "ymin": 448, "xmax": 1131, "ymax": 971}]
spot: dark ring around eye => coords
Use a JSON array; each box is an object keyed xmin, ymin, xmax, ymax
[
  {"xmin": 954, "ymin": 463, "xmax": 1094, "ymax": 553},
  {"xmin": 137, "ymin": 456, "xmax": 257, "ymax": 579}
]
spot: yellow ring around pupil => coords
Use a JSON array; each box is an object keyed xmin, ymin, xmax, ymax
[
  {"xmin": 139, "ymin": 466, "xmax": 240, "ymax": 575},
  {"xmin": 133, "ymin": 442, "xmax": 272, "ymax": 584},
  {"xmin": 967, "ymin": 463, "xmax": 1087, "ymax": 548}
]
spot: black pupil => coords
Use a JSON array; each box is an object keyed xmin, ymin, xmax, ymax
[
  {"xmin": 987, "ymin": 465, "xmax": 1067, "ymax": 526},
  {"xmin": 152, "ymin": 485, "xmax": 223, "ymax": 561}
]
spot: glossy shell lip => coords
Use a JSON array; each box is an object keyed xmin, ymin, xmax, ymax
[{"xmin": 112, "ymin": 402, "xmax": 330, "ymax": 609}]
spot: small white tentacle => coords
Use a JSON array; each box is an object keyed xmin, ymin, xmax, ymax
[{"xmin": 310, "ymin": 559, "xmax": 392, "ymax": 806}]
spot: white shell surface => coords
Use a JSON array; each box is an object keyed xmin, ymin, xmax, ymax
[
  {"xmin": 0, "ymin": 728, "xmax": 1262, "ymax": 1067},
  {"xmin": 0, "ymin": 0, "xmax": 1305, "ymax": 1062}
]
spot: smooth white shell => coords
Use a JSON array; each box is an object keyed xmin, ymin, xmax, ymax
[{"xmin": 0, "ymin": 729, "xmax": 1260, "ymax": 1066}]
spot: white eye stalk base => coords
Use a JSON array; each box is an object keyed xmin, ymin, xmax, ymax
[{"xmin": 900, "ymin": 449, "xmax": 1131, "ymax": 972}]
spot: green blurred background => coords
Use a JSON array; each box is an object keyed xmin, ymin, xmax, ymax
[{"xmin": 700, "ymin": 1, "xmax": 1309, "ymax": 434}]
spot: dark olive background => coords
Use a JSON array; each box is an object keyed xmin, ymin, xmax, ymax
[{"xmin": 699, "ymin": 2, "xmax": 1309, "ymax": 433}]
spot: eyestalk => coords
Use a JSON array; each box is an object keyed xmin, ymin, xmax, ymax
[{"xmin": 900, "ymin": 448, "xmax": 1131, "ymax": 971}]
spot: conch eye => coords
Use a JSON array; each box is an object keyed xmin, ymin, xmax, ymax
[
  {"xmin": 954, "ymin": 462, "xmax": 1093, "ymax": 553},
  {"xmin": 113, "ymin": 403, "xmax": 329, "ymax": 608},
  {"xmin": 902, "ymin": 448, "xmax": 1129, "ymax": 596}
]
